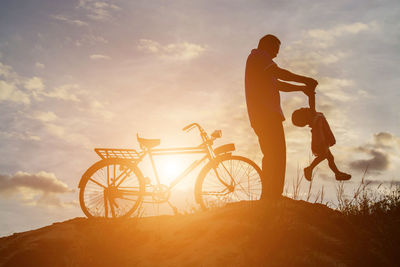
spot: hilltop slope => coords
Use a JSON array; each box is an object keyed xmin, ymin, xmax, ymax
[{"xmin": 0, "ymin": 198, "xmax": 399, "ymax": 266}]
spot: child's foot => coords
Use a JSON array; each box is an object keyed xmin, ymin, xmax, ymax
[
  {"xmin": 335, "ymin": 172, "xmax": 351, "ymax": 181},
  {"xmin": 304, "ymin": 166, "xmax": 313, "ymax": 181}
]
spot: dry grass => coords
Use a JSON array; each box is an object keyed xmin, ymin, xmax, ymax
[{"xmin": 285, "ymin": 166, "xmax": 400, "ymax": 217}]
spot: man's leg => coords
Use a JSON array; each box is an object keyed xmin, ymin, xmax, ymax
[{"xmin": 253, "ymin": 119, "xmax": 286, "ymax": 199}]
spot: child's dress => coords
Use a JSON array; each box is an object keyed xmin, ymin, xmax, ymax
[{"xmin": 310, "ymin": 113, "xmax": 336, "ymax": 156}]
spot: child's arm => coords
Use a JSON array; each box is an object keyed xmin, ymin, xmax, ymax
[
  {"xmin": 309, "ymin": 89, "xmax": 316, "ymax": 113},
  {"xmin": 307, "ymin": 84, "xmax": 317, "ymax": 113}
]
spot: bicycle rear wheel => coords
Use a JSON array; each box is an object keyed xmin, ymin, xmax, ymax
[
  {"xmin": 79, "ymin": 158, "xmax": 145, "ymax": 218},
  {"xmin": 195, "ymin": 155, "xmax": 262, "ymax": 210}
]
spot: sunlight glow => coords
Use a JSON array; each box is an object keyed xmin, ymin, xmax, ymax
[{"xmin": 158, "ymin": 157, "xmax": 184, "ymax": 181}]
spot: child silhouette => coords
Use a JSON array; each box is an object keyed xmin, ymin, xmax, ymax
[{"xmin": 291, "ymin": 89, "xmax": 351, "ymax": 181}]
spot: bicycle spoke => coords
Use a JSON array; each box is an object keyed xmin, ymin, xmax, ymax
[
  {"xmin": 219, "ymin": 161, "xmax": 251, "ymax": 198},
  {"xmin": 198, "ymin": 156, "xmax": 262, "ymax": 210},
  {"xmin": 116, "ymin": 169, "xmax": 133, "ymax": 187},
  {"xmin": 88, "ymin": 178, "xmax": 107, "ymax": 189},
  {"xmin": 104, "ymin": 192, "xmax": 109, "ymax": 218},
  {"xmin": 113, "ymin": 164, "xmax": 116, "ymax": 184},
  {"xmin": 116, "ymin": 196, "xmax": 143, "ymax": 201},
  {"xmin": 113, "ymin": 168, "xmax": 129, "ymax": 185},
  {"xmin": 80, "ymin": 159, "xmax": 144, "ymax": 218},
  {"xmin": 118, "ymin": 189, "xmax": 141, "ymax": 196},
  {"xmin": 201, "ymin": 187, "xmax": 230, "ymax": 195},
  {"xmin": 107, "ymin": 164, "xmax": 110, "ymax": 186}
]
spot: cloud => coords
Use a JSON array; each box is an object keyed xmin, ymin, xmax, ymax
[
  {"xmin": 350, "ymin": 149, "xmax": 389, "ymax": 172},
  {"xmin": 0, "ymin": 171, "xmax": 71, "ymax": 194},
  {"xmin": 75, "ymin": 34, "xmax": 108, "ymax": 47},
  {"xmin": 1, "ymin": 62, "xmax": 81, "ymax": 104},
  {"xmin": 307, "ymin": 21, "xmax": 377, "ymax": 48},
  {"xmin": 0, "ymin": 171, "xmax": 73, "ymax": 207},
  {"xmin": 24, "ymin": 76, "xmax": 44, "ymax": 91},
  {"xmin": 282, "ymin": 46, "xmax": 348, "ymax": 71},
  {"xmin": 308, "ymin": 22, "xmax": 371, "ymax": 39},
  {"xmin": 0, "ymin": 62, "xmax": 34, "ymax": 104},
  {"xmin": 35, "ymin": 62, "xmax": 45, "ymax": 69},
  {"xmin": 0, "ymin": 131, "xmax": 40, "ymax": 141},
  {"xmin": 0, "ymin": 80, "xmax": 30, "ymax": 104},
  {"xmin": 44, "ymin": 84, "xmax": 80, "ymax": 102},
  {"xmin": 90, "ymin": 54, "xmax": 111, "ymax": 60},
  {"xmin": 280, "ymin": 21, "xmax": 378, "ymax": 76},
  {"xmin": 88, "ymin": 99, "xmax": 114, "ymax": 119},
  {"xmin": 77, "ymin": 0, "xmax": 121, "ymax": 21},
  {"xmin": 137, "ymin": 39, "xmax": 207, "ymax": 60},
  {"xmin": 51, "ymin": 14, "xmax": 88, "ymax": 27},
  {"xmin": 0, "ymin": 62, "xmax": 14, "ymax": 78},
  {"xmin": 24, "ymin": 76, "xmax": 45, "ymax": 100},
  {"xmin": 36, "ymin": 121, "xmax": 91, "ymax": 146},
  {"xmin": 373, "ymin": 132, "xmax": 400, "ymax": 149},
  {"xmin": 32, "ymin": 111, "xmax": 58, "ymax": 122},
  {"xmin": 317, "ymin": 77, "xmax": 354, "ymax": 102},
  {"xmin": 349, "ymin": 132, "xmax": 400, "ymax": 173}
]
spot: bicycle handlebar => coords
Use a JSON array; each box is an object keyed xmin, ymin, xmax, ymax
[
  {"xmin": 182, "ymin": 123, "xmax": 223, "ymax": 158},
  {"xmin": 182, "ymin": 122, "xmax": 212, "ymax": 143},
  {"xmin": 182, "ymin": 123, "xmax": 201, "ymax": 132}
]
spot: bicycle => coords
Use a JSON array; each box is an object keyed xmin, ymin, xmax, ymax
[{"xmin": 78, "ymin": 123, "xmax": 263, "ymax": 218}]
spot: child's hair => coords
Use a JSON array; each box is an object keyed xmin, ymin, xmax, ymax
[{"xmin": 292, "ymin": 108, "xmax": 311, "ymax": 127}]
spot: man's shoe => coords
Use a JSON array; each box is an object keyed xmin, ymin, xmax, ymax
[
  {"xmin": 335, "ymin": 172, "xmax": 351, "ymax": 181},
  {"xmin": 304, "ymin": 167, "xmax": 312, "ymax": 182}
]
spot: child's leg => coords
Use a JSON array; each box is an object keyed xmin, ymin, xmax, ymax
[
  {"xmin": 326, "ymin": 149, "xmax": 352, "ymax": 180},
  {"xmin": 304, "ymin": 155, "xmax": 326, "ymax": 181},
  {"xmin": 326, "ymin": 149, "xmax": 340, "ymax": 174},
  {"xmin": 308, "ymin": 156, "xmax": 325, "ymax": 170}
]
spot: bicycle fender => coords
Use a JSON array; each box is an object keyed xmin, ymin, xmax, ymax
[
  {"xmin": 78, "ymin": 159, "xmax": 106, "ymax": 188},
  {"xmin": 78, "ymin": 158, "xmax": 138, "ymax": 188},
  {"xmin": 213, "ymin": 143, "xmax": 235, "ymax": 156}
]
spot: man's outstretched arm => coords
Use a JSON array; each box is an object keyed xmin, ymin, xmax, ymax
[
  {"xmin": 277, "ymin": 81, "xmax": 316, "ymax": 111},
  {"xmin": 277, "ymin": 81, "xmax": 306, "ymax": 92},
  {"xmin": 269, "ymin": 65, "xmax": 317, "ymax": 87}
]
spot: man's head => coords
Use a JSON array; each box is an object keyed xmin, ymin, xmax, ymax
[
  {"xmin": 292, "ymin": 107, "xmax": 312, "ymax": 127},
  {"xmin": 258, "ymin": 34, "xmax": 281, "ymax": 58}
]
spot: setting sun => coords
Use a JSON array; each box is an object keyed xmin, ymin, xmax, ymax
[{"xmin": 158, "ymin": 157, "xmax": 183, "ymax": 181}]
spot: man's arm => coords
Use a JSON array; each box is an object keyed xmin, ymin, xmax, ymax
[
  {"xmin": 277, "ymin": 81, "xmax": 316, "ymax": 111},
  {"xmin": 269, "ymin": 65, "xmax": 318, "ymax": 87},
  {"xmin": 276, "ymin": 80, "xmax": 306, "ymax": 92}
]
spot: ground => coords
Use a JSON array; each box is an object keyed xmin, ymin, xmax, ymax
[{"xmin": 0, "ymin": 198, "xmax": 399, "ymax": 266}]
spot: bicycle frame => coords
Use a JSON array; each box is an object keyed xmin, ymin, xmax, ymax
[
  {"xmin": 144, "ymin": 146, "xmax": 210, "ymax": 191},
  {"xmin": 132, "ymin": 124, "xmax": 222, "ymax": 192},
  {"xmin": 83, "ymin": 123, "xmax": 236, "ymax": 198}
]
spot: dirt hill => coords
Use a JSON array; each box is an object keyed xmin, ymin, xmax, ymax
[{"xmin": 1, "ymin": 197, "xmax": 399, "ymax": 266}]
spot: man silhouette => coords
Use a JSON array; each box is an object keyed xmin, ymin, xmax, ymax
[{"xmin": 245, "ymin": 34, "xmax": 317, "ymax": 200}]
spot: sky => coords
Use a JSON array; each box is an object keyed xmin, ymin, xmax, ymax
[{"xmin": 0, "ymin": 0, "xmax": 399, "ymax": 236}]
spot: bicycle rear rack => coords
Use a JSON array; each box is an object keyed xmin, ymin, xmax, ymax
[{"xmin": 95, "ymin": 148, "xmax": 142, "ymax": 160}]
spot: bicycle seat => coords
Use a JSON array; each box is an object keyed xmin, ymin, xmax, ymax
[{"xmin": 137, "ymin": 136, "xmax": 161, "ymax": 149}]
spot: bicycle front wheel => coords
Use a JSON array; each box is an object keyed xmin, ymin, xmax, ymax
[
  {"xmin": 79, "ymin": 158, "xmax": 145, "ymax": 218},
  {"xmin": 195, "ymin": 155, "xmax": 262, "ymax": 210}
]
